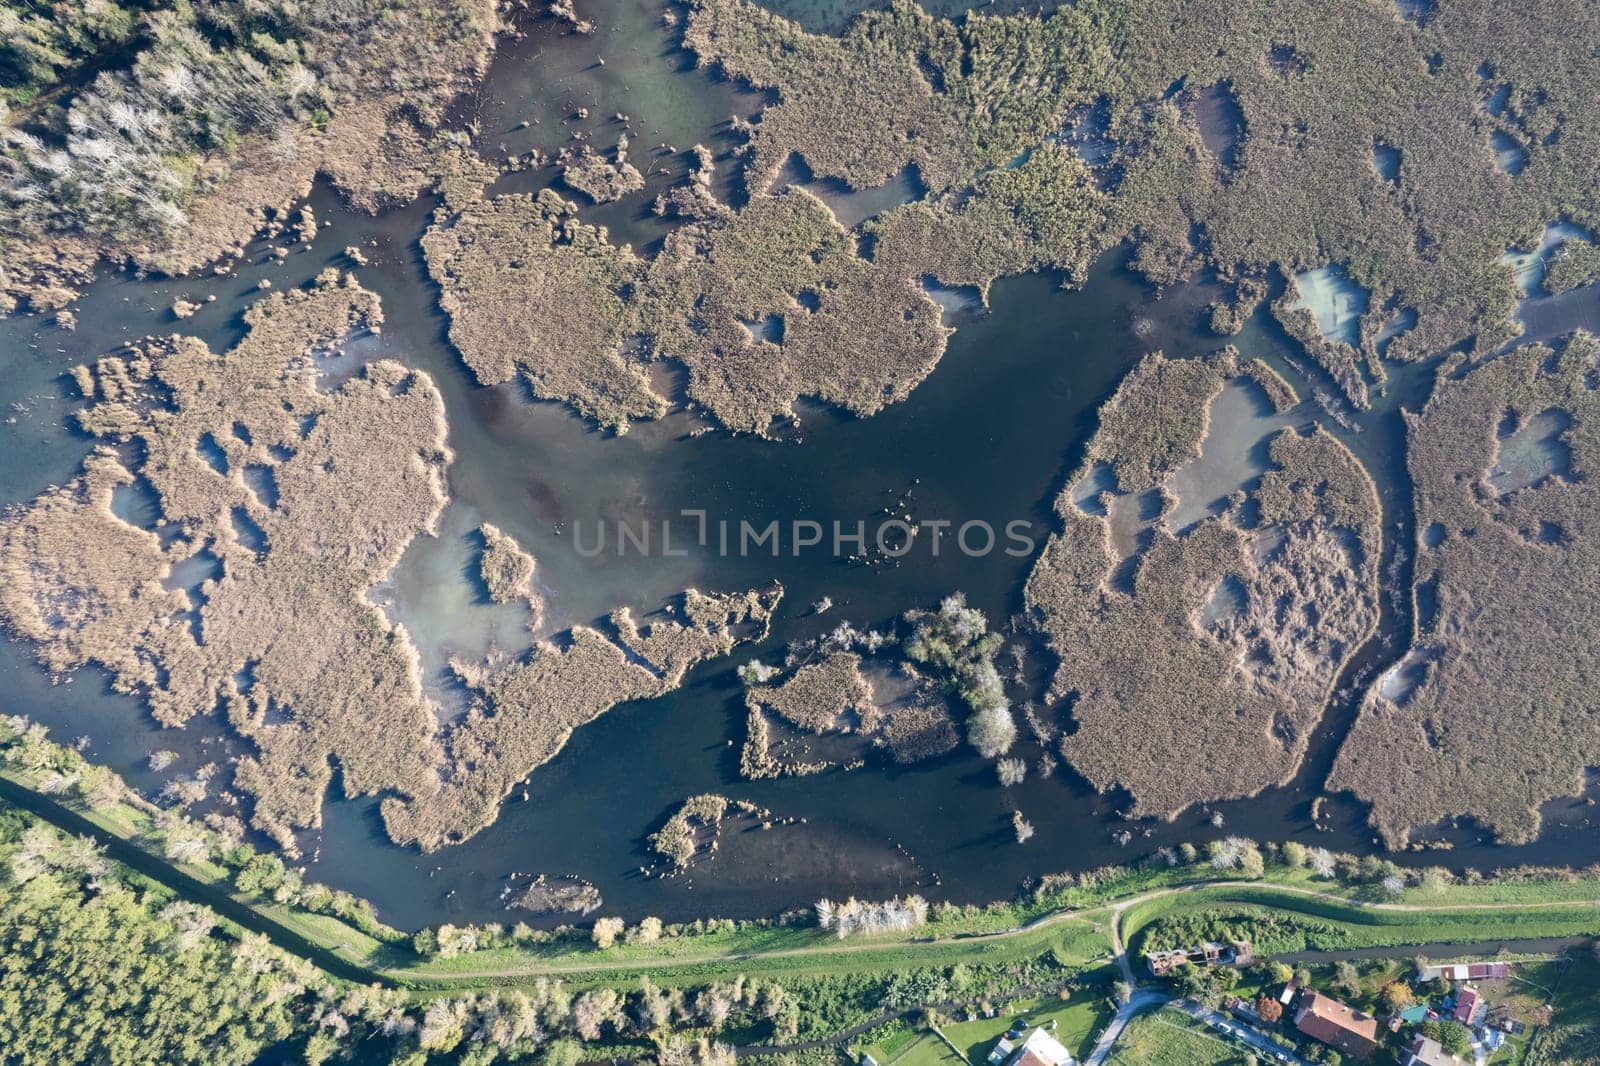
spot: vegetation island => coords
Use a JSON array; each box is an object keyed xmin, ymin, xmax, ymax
[{"xmin": 3, "ymin": 0, "xmax": 1600, "ymax": 1061}]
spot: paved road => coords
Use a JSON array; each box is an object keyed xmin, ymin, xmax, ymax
[{"xmin": 1083, "ymin": 988, "xmax": 1169, "ymax": 1066}]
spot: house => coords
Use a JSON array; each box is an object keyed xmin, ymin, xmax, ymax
[
  {"xmin": 1453, "ymin": 988, "xmax": 1483, "ymax": 1025},
  {"xmin": 987, "ymin": 1027, "xmax": 1076, "ymax": 1066},
  {"xmin": 1402, "ymin": 1036, "xmax": 1463, "ymax": 1066},
  {"xmin": 1278, "ymin": 980, "xmax": 1300, "ymax": 1006},
  {"xmin": 1294, "ymin": 991, "xmax": 1383, "ymax": 1060},
  {"xmin": 1145, "ymin": 939, "xmax": 1253, "ymax": 977},
  {"xmin": 1420, "ymin": 962, "xmax": 1510, "ymax": 982}
]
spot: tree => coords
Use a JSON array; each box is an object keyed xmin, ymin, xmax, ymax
[
  {"xmin": 632, "ymin": 916, "xmax": 662, "ymax": 944},
  {"xmin": 1419, "ymin": 867, "xmax": 1453, "ymax": 893},
  {"xmin": 573, "ymin": 989, "xmax": 620, "ymax": 1041},
  {"xmin": 1281, "ymin": 841, "xmax": 1307, "ymax": 868},
  {"xmin": 1332, "ymin": 961, "xmax": 1361, "ymax": 997},
  {"xmin": 1437, "ymin": 1021, "xmax": 1473, "ymax": 1056},
  {"xmin": 591, "ymin": 917, "xmax": 625, "ymax": 950},
  {"xmin": 636, "ymin": 978, "xmax": 672, "ymax": 1031},
  {"xmin": 302, "ymin": 1030, "xmax": 340, "ymax": 1065},
  {"xmin": 1266, "ymin": 961, "xmax": 1294, "ymax": 985},
  {"xmin": 814, "ymin": 898, "xmax": 835, "ymax": 929},
  {"xmin": 1256, "ymin": 996, "xmax": 1283, "ymax": 1023},
  {"xmin": 968, "ymin": 704, "xmax": 1017, "ymax": 757},
  {"xmin": 418, "ymin": 1000, "xmax": 467, "ymax": 1053},
  {"xmin": 1012, "ymin": 811, "xmax": 1035, "ymax": 843},
  {"xmin": 737, "ymin": 660, "xmax": 779, "ymax": 685},
  {"xmin": 1308, "ymin": 847, "xmax": 1338, "ymax": 878},
  {"xmin": 1208, "ymin": 836, "xmax": 1263, "ymax": 875},
  {"xmin": 996, "ymin": 757, "xmax": 1027, "ymax": 786},
  {"xmin": 543, "ymin": 1038, "xmax": 584, "ymax": 1066},
  {"xmin": 1112, "ymin": 980, "xmax": 1132, "ymax": 1006},
  {"xmin": 1379, "ymin": 981, "xmax": 1414, "ymax": 1013}
]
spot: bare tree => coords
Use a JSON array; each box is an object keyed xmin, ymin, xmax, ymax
[
  {"xmin": 591, "ymin": 916, "xmax": 625, "ymax": 950},
  {"xmin": 1013, "ymin": 811, "xmax": 1035, "ymax": 843}
]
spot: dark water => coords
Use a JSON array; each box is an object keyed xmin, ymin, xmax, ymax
[{"xmin": 4, "ymin": 0, "xmax": 1600, "ymax": 930}]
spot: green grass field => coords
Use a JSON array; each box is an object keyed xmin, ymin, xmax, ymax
[
  {"xmin": 1107, "ymin": 1009, "xmax": 1246, "ymax": 1065},
  {"xmin": 1119, "ymin": 885, "xmax": 1600, "ymax": 958},
  {"xmin": 864, "ymin": 1029, "xmax": 967, "ymax": 1066},
  {"xmin": 943, "ymin": 994, "xmax": 1115, "ymax": 1063},
  {"xmin": 857, "ymin": 994, "xmax": 1114, "ymax": 1066}
]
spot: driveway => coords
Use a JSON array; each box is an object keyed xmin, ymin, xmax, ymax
[
  {"xmin": 1082, "ymin": 987, "xmax": 1170, "ymax": 1066},
  {"xmin": 1168, "ymin": 999, "xmax": 1316, "ymax": 1066}
]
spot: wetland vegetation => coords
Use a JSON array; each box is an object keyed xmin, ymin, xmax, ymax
[
  {"xmin": 5, "ymin": 0, "xmax": 1600, "ymax": 1057},
  {"xmin": 1026, "ymin": 350, "xmax": 1381, "ymax": 818}
]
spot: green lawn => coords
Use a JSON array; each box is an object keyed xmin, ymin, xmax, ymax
[
  {"xmin": 1520, "ymin": 947, "xmax": 1600, "ymax": 1065},
  {"xmin": 940, "ymin": 994, "xmax": 1115, "ymax": 1065},
  {"xmin": 866, "ymin": 1030, "xmax": 967, "ymax": 1066},
  {"xmin": 855, "ymin": 994, "xmax": 1113, "ymax": 1066},
  {"xmin": 1107, "ymin": 1008, "xmax": 1247, "ymax": 1065},
  {"xmin": 1119, "ymin": 885, "xmax": 1600, "ymax": 959}
]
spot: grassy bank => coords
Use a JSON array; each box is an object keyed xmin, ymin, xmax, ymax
[
  {"xmin": 1120, "ymin": 884, "xmax": 1600, "ymax": 958},
  {"xmin": 6, "ymin": 739, "xmax": 1600, "ymax": 1001}
]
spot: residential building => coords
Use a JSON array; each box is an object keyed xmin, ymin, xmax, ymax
[
  {"xmin": 1453, "ymin": 988, "xmax": 1483, "ymax": 1025},
  {"xmin": 1145, "ymin": 939, "xmax": 1253, "ymax": 977},
  {"xmin": 987, "ymin": 1026, "xmax": 1076, "ymax": 1066},
  {"xmin": 1419, "ymin": 962, "xmax": 1510, "ymax": 982},
  {"xmin": 1294, "ymin": 990, "xmax": 1383, "ymax": 1060}
]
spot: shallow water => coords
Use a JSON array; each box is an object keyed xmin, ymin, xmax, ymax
[
  {"xmin": 1488, "ymin": 408, "xmax": 1572, "ymax": 495},
  {"xmin": 1499, "ymin": 221, "xmax": 1594, "ymax": 296},
  {"xmin": 4, "ymin": 0, "xmax": 1600, "ymax": 930},
  {"xmin": 1164, "ymin": 378, "xmax": 1309, "ymax": 532},
  {"xmin": 1289, "ymin": 265, "xmax": 1368, "ymax": 346},
  {"xmin": 1490, "ymin": 130, "xmax": 1528, "ymax": 177},
  {"xmin": 771, "ymin": 157, "xmax": 924, "ymax": 228}
]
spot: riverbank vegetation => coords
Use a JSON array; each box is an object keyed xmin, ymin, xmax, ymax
[
  {"xmin": 10, "ymin": 728, "xmax": 1600, "ymax": 1063},
  {"xmin": 1026, "ymin": 349, "xmax": 1381, "ymax": 818},
  {"xmin": 1, "ymin": 0, "xmax": 510, "ymax": 312}
]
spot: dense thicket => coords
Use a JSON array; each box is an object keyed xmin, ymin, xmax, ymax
[{"xmin": 0, "ymin": 805, "xmax": 316, "ymax": 1065}]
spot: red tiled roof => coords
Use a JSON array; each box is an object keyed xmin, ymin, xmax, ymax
[{"xmin": 1295, "ymin": 991, "xmax": 1382, "ymax": 1059}]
